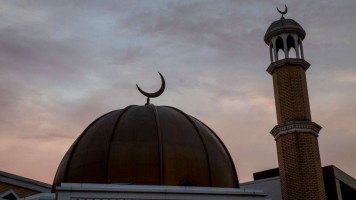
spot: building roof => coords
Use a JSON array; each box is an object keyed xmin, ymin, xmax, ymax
[
  {"xmin": 241, "ymin": 165, "xmax": 356, "ymax": 200},
  {"xmin": 0, "ymin": 171, "xmax": 51, "ymax": 199}
]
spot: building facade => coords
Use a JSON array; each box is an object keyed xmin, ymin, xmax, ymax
[
  {"xmin": 241, "ymin": 166, "xmax": 356, "ymax": 200},
  {"xmin": 0, "ymin": 171, "xmax": 51, "ymax": 200}
]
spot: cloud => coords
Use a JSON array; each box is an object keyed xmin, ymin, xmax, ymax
[{"xmin": 0, "ymin": 0, "xmax": 355, "ymax": 184}]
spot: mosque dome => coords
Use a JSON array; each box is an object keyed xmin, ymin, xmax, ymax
[
  {"xmin": 52, "ymin": 104, "xmax": 239, "ymax": 192},
  {"xmin": 264, "ymin": 18, "xmax": 305, "ymax": 44}
]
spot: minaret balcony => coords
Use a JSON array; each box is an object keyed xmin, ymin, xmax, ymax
[{"xmin": 266, "ymin": 58, "xmax": 310, "ymax": 74}]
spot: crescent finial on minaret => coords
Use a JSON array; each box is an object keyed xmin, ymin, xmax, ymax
[
  {"xmin": 277, "ymin": 5, "xmax": 288, "ymax": 19},
  {"xmin": 136, "ymin": 72, "xmax": 166, "ymax": 105}
]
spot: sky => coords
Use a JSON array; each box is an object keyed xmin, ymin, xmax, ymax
[{"xmin": 0, "ymin": 0, "xmax": 355, "ymax": 184}]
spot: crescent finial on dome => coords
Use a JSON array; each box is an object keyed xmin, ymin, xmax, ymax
[
  {"xmin": 136, "ymin": 72, "xmax": 166, "ymax": 105},
  {"xmin": 277, "ymin": 5, "xmax": 288, "ymax": 19}
]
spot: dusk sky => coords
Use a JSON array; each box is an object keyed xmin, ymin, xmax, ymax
[{"xmin": 0, "ymin": 0, "xmax": 355, "ymax": 184}]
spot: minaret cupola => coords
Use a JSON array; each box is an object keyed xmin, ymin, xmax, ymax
[{"xmin": 264, "ymin": 5, "xmax": 306, "ymax": 63}]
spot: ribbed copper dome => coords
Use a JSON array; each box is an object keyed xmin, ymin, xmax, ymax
[{"xmin": 52, "ymin": 105, "xmax": 239, "ymax": 192}]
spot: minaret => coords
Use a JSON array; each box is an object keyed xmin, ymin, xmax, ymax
[{"xmin": 264, "ymin": 7, "xmax": 326, "ymax": 200}]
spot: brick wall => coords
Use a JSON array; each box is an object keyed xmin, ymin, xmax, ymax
[
  {"xmin": 272, "ymin": 64, "xmax": 326, "ymax": 200},
  {"xmin": 276, "ymin": 133, "xmax": 326, "ymax": 200},
  {"xmin": 273, "ymin": 65, "xmax": 311, "ymax": 124}
]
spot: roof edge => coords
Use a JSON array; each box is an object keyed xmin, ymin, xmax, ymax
[{"xmin": 0, "ymin": 171, "xmax": 51, "ymax": 192}]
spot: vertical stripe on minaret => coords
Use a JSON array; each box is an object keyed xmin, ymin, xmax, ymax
[{"xmin": 264, "ymin": 9, "xmax": 326, "ymax": 200}]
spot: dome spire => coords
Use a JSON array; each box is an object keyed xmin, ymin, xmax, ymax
[
  {"xmin": 277, "ymin": 5, "xmax": 288, "ymax": 19},
  {"xmin": 136, "ymin": 72, "xmax": 165, "ymax": 105}
]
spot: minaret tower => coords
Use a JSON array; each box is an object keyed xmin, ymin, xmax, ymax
[{"xmin": 264, "ymin": 6, "xmax": 326, "ymax": 200}]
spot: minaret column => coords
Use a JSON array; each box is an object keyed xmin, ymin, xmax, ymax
[
  {"xmin": 264, "ymin": 6, "xmax": 326, "ymax": 200},
  {"xmin": 268, "ymin": 60, "xmax": 326, "ymax": 200}
]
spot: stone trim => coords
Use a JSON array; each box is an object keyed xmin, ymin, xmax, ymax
[
  {"xmin": 55, "ymin": 183, "xmax": 267, "ymax": 200},
  {"xmin": 0, "ymin": 189, "xmax": 19, "ymax": 199},
  {"xmin": 266, "ymin": 58, "xmax": 310, "ymax": 74},
  {"xmin": 18, "ymin": 193, "xmax": 55, "ymax": 200},
  {"xmin": 270, "ymin": 121, "xmax": 322, "ymax": 140}
]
